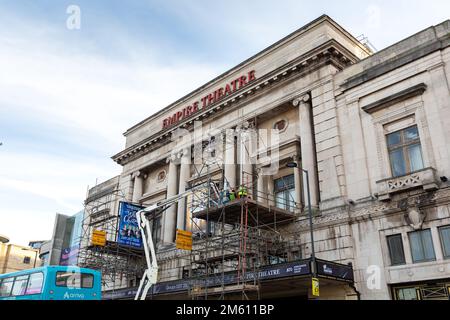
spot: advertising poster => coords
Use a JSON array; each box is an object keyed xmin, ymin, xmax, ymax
[
  {"xmin": 59, "ymin": 244, "xmax": 80, "ymax": 266},
  {"xmin": 118, "ymin": 201, "xmax": 145, "ymax": 248}
]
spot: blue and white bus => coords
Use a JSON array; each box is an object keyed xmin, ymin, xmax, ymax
[{"xmin": 0, "ymin": 266, "xmax": 101, "ymax": 300}]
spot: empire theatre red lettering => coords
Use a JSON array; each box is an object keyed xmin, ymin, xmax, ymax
[{"xmin": 162, "ymin": 70, "xmax": 256, "ymax": 129}]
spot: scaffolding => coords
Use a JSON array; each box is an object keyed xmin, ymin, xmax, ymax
[
  {"xmin": 185, "ymin": 120, "xmax": 300, "ymax": 300},
  {"xmin": 80, "ymin": 116, "xmax": 303, "ymax": 299},
  {"xmin": 77, "ymin": 178, "xmax": 146, "ymax": 292}
]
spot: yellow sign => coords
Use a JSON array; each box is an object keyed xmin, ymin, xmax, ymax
[
  {"xmin": 312, "ymin": 277, "xmax": 320, "ymax": 297},
  {"xmin": 176, "ymin": 229, "xmax": 193, "ymax": 251},
  {"xmin": 91, "ymin": 230, "xmax": 107, "ymax": 247}
]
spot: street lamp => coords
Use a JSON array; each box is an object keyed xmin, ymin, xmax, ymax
[{"xmin": 286, "ymin": 161, "xmax": 316, "ymax": 278}]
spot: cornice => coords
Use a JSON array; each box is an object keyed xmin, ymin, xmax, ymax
[{"xmin": 112, "ymin": 40, "xmax": 357, "ymax": 166}]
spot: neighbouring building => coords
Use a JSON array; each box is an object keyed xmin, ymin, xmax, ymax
[
  {"xmin": 41, "ymin": 211, "xmax": 83, "ymax": 266},
  {"xmin": 0, "ymin": 236, "xmax": 40, "ymax": 274},
  {"xmin": 28, "ymin": 241, "xmax": 47, "ymax": 250},
  {"xmin": 81, "ymin": 15, "xmax": 450, "ymax": 300}
]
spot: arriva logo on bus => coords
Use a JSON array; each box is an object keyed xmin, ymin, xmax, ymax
[
  {"xmin": 162, "ymin": 70, "xmax": 256, "ymax": 129},
  {"xmin": 63, "ymin": 292, "xmax": 85, "ymax": 299}
]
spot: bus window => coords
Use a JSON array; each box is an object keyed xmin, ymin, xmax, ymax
[
  {"xmin": 11, "ymin": 275, "xmax": 29, "ymax": 296},
  {"xmin": 25, "ymin": 273, "xmax": 44, "ymax": 295},
  {"xmin": 0, "ymin": 278, "xmax": 14, "ymax": 297},
  {"xmin": 81, "ymin": 274, "xmax": 94, "ymax": 289},
  {"xmin": 56, "ymin": 272, "xmax": 94, "ymax": 289}
]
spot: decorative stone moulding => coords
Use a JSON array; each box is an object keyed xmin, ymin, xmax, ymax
[
  {"xmin": 404, "ymin": 206, "xmax": 426, "ymax": 230},
  {"xmin": 362, "ymin": 83, "xmax": 427, "ymax": 114},
  {"xmin": 376, "ymin": 167, "xmax": 439, "ymax": 201},
  {"xmin": 157, "ymin": 170, "xmax": 167, "ymax": 183},
  {"xmin": 273, "ymin": 119, "xmax": 289, "ymax": 133}
]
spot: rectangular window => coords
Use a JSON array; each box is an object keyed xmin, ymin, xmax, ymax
[
  {"xmin": 25, "ymin": 272, "xmax": 44, "ymax": 295},
  {"xmin": 23, "ymin": 256, "xmax": 31, "ymax": 264},
  {"xmin": 439, "ymin": 225, "xmax": 450, "ymax": 259},
  {"xmin": 395, "ymin": 287, "xmax": 419, "ymax": 300},
  {"xmin": 11, "ymin": 275, "xmax": 29, "ymax": 296},
  {"xmin": 152, "ymin": 215, "xmax": 162, "ymax": 244},
  {"xmin": 0, "ymin": 278, "xmax": 14, "ymax": 297},
  {"xmin": 274, "ymin": 175, "xmax": 295, "ymax": 212},
  {"xmin": 387, "ymin": 234, "xmax": 406, "ymax": 265},
  {"xmin": 56, "ymin": 272, "xmax": 94, "ymax": 289},
  {"xmin": 409, "ymin": 229, "xmax": 436, "ymax": 263},
  {"xmin": 387, "ymin": 125, "xmax": 424, "ymax": 177}
]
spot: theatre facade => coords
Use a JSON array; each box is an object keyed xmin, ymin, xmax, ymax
[{"xmin": 89, "ymin": 16, "xmax": 450, "ymax": 300}]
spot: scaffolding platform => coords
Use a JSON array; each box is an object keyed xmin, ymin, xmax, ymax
[
  {"xmin": 193, "ymin": 253, "xmax": 241, "ymax": 265},
  {"xmin": 192, "ymin": 198, "xmax": 296, "ymax": 227},
  {"xmin": 84, "ymin": 241, "xmax": 144, "ymax": 255}
]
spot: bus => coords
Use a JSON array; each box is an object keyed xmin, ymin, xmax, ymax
[{"xmin": 0, "ymin": 266, "xmax": 101, "ymax": 300}]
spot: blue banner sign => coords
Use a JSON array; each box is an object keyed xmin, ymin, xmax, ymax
[
  {"xmin": 103, "ymin": 260, "xmax": 354, "ymax": 300},
  {"xmin": 315, "ymin": 259, "xmax": 354, "ymax": 281},
  {"xmin": 117, "ymin": 201, "xmax": 145, "ymax": 248},
  {"xmin": 103, "ymin": 259, "xmax": 312, "ymax": 299}
]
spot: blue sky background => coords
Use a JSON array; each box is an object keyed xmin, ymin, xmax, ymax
[{"xmin": 0, "ymin": 0, "xmax": 449, "ymax": 245}]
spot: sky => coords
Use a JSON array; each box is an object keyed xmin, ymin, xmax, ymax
[{"xmin": 0, "ymin": 0, "xmax": 449, "ymax": 246}]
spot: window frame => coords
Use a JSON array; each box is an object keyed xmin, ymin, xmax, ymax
[
  {"xmin": 11, "ymin": 275, "xmax": 30, "ymax": 297},
  {"xmin": 386, "ymin": 125, "xmax": 424, "ymax": 177},
  {"xmin": 55, "ymin": 271, "xmax": 94, "ymax": 289},
  {"xmin": 273, "ymin": 175, "xmax": 295, "ymax": 212},
  {"xmin": 152, "ymin": 214, "xmax": 162, "ymax": 244},
  {"xmin": 395, "ymin": 286, "xmax": 420, "ymax": 300},
  {"xmin": 24, "ymin": 272, "xmax": 44, "ymax": 295},
  {"xmin": 0, "ymin": 277, "xmax": 15, "ymax": 297},
  {"xmin": 438, "ymin": 225, "xmax": 450, "ymax": 259},
  {"xmin": 0, "ymin": 272, "xmax": 45, "ymax": 297},
  {"xmin": 386, "ymin": 234, "xmax": 406, "ymax": 266},
  {"xmin": 408, "ymin": 229, "xmax": 436, "ymax": 263}
]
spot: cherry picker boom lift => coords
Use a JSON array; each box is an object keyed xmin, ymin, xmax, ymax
[{"xmin": 134, "ymin": 182, "xmax": 219, "ymax": 300}]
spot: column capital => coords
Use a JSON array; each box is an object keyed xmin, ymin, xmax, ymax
[
  {"xmin": 290, "ymin": 153, "xmax": 301, "ymax": 162},
  {"xmin": 131, "ymin": 170, "xmax": 143, "ymax": 179},
  {"xmin": 292, "ymin": 93, "xmax": 311, "ymax": 107},
  {"xmin": 167, "ymin": 154, "xmax": 178, "ymax": 164}
]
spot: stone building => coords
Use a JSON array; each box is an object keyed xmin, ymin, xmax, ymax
[
  {"xmin": 0, "ymin": 237, "xmax": 40, "ymax": 274},
  {"xmin": 94, "ymin": 16, "xmax": 450, "ymax": 300}
]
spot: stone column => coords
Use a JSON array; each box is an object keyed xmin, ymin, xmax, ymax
[
  {"xmin": 177, "ymin": 149, "xmax": 191, "ymax": 231},
  {"xmin": 293, "ymin": 93, "xmax": 319, "ymax": 207},
  {"xmin": 426, "ymin": 64, "xmax": 450, "ymax": 174},
  {"xmin": 132, "ymin": 171, "xmax": 144, "ymax": 203},
  {"xmin": 240, "ymin": 127, "xmax": 254, "ymax": 197},
  {"xmin": 163, "ymin": 156, "xmax": 178, "ymax": 243},
  {"xmin": 224, "ymin": 129, "xmax": 236, "ymax": 189},
  {"xmin": 267, "ymin": 176, "xmax": 275, "ymax": 206},
  {"xmin": 293, "ymin": 156, "xmax": 303, "ymax": 213},
  {"xmin": 257, "ymin": 169, "xmax": 267, "ymax": 204}
]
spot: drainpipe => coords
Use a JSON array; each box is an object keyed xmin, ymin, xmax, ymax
[
  {"xmin": 348, "ymin": 262, "xmax": 361, "ymax": 300},
  {"xmin": 349, "ymin": 282, "xmax": 361, "ymax": 300}
]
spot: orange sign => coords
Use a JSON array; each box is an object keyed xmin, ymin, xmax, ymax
[
  {"xmin": 91, "ymin": 230, "xmax": 106, "ymax": 247},
  {"xmin": 176, "ymin": 229, "xmax": 193, "ymax": 251}
]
